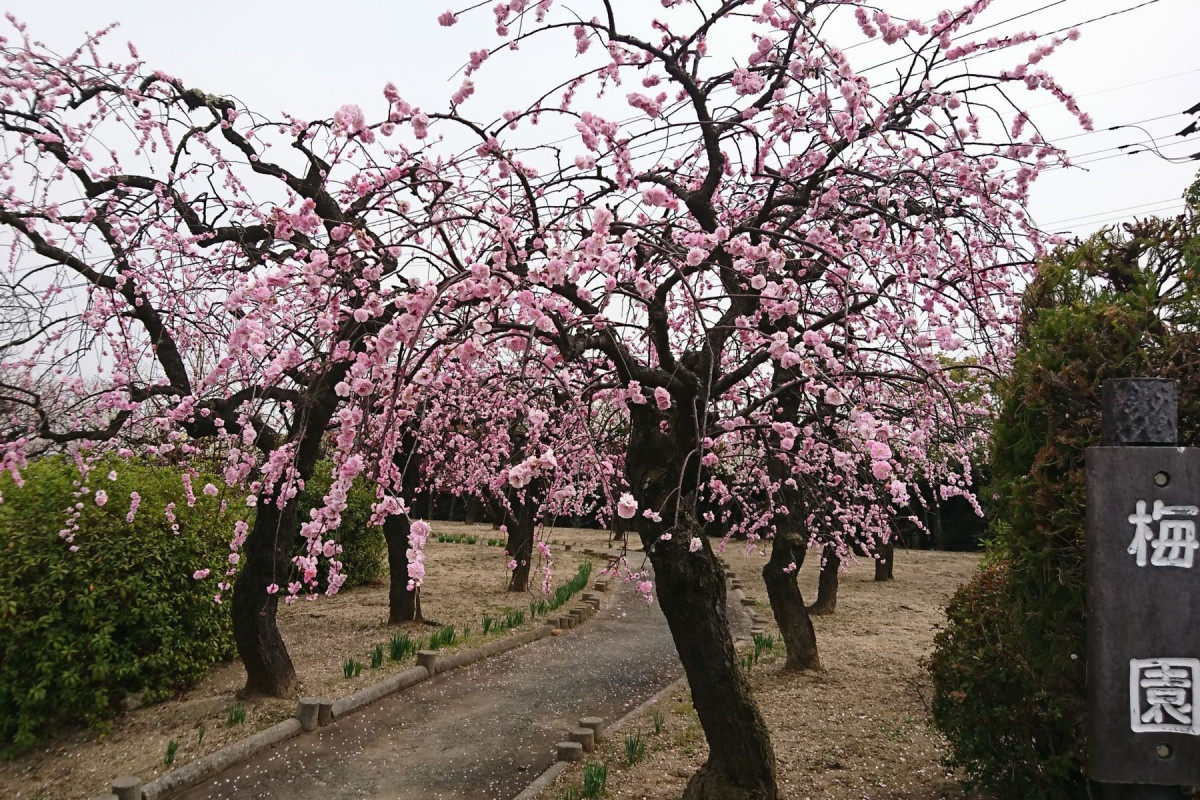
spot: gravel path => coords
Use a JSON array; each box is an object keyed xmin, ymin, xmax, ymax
[{"xmin": 174, "ymin": 568, "xmax": 734, "ymax": 800}]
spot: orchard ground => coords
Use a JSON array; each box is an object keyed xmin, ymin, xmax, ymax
[
  {"xmin": 538, "ymin": 542, "xmax": 981, "ymax": 800},
  {"xmin": 1, "ymin": 525, "xmax": 979, "ymax": 800}
]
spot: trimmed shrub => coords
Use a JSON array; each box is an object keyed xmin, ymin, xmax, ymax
[
  {"xmin": 0, "ymin": 456, "xmax": 235, "ymax": 753},
  {"xmin": 928, "ymin": 214, "xmax": 1200, "ymax": 798},
  {"xmin": 294, "ymin": 460, "xmax": 386, "ymax": 589}
]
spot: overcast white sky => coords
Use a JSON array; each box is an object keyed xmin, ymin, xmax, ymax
[{"xmin": 5, "ymin": 0, "xmax": 1197, "ymax": 239}]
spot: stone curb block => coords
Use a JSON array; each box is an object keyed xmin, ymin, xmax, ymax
[
  {"xmin": 140, "ymin": 718, "xmax": 303, "ymax": 800},
  {"xmin": 511, "ymin": 675, "xmax": 690, "ymax": 800},
  {"xmin": 510, "ymin": 760, "xmax": 570, "ymax": 800},
  {"xmin": 331, "ymin": 665, "xmax": 429, "ymax": 720}
]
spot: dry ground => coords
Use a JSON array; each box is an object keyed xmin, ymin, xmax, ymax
[
  {"xmin": 0, "ymin": 523, "xmax": 610, "ymax": 800},
  {"xmin": 535, "ymin": 544, "xmax": 981, "ymax": 800},
  {"xmin": 2, "ymin": 526, "xmax": 978, "ymax": 800}
]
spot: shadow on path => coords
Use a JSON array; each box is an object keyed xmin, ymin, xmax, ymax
[{"xmin": 177, "ymin": 577, "xmax": 682, "ymax": 799}]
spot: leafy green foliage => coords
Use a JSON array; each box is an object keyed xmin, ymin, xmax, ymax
[
  {"xmin": 928, "ymin": 211, "xmax": 1200, "ymax": 799},
  {"xmin": 227, "ymin": 703, "xmax": 246, "ymax": 726},
  {"xmin": 0, "ymin": 457, "xmax": 235, "ymax": 754},
  {"xmin": 294, "ymin": 460, "xmax": 386, "ymax": 589}
]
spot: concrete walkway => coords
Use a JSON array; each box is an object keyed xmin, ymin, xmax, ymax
[{"xmin": 175, "ymin": 572, "xmax": 710, "ymax": 799}]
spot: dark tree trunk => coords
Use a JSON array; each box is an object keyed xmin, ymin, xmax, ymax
[
  {"xmin": 627, "ymin": 405, "xmax": 778, "ymax": 800},
  {"xmin": 650, "ymin": 532, "xmax": 778, "ymax": 800},
  {"xmin": 232, "ymin": 498, "xmax": 299, "ymax": 698},
  {"xmin": 874, "ymin": 538, "xmax": 895, "ymax": 581},
  {"xmin": 230, "ymin": 372, "xmax": 343, "ymax": 698},
  {"xmin": 383, "ymin": 514, "xmax": 422, "ymax": 623},
  {"xmin": 808, "ymin": 545, "xmax": 839, "ymax": 616},
  {"xmin": 505, "ymin": 505, "xmax": 536, "ymax": 593},
  {"xmin": 464, "ymin": 495, "xmax": 482, "ymax": 525},
  {"xmin": 762, "ymin": 530, "xmax": 819, "ymax": 670}
]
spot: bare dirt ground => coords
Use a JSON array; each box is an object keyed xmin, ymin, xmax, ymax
[
  {"xmin": 2, "ymin": 526, "xmax": 978, "ymax": 800},
  {"xmin": 1, "ymin": 523, "xmax": 610, "ymax": 800},
  {"xmin": 535, "ymin": 544, "xmax": 982, "ymax": 800}
]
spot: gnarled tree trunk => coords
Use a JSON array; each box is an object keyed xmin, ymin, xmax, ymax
[
  {"xmin": 763, "ymin": 529, "xmax": 820, "ymax": 670},
  {"xmin": 504, "ymin": 497, "xmax": 537, "ymax": 592},
  {"xmin": 383, "ymin": 514, "xmax": 422, "ymax": 623},
  {"xmin": 808, "ymin": 544, "xmax": 840, "ymax": 616},
  {"xmin": 628, "ymin": 404, "xmax": 778, "ymax": 800},
  {"xmin": 232, "ymin": 498, "xmax": 300, "ymax": 698},
  {"xmin": 232, "ymin": 389, "xmax": 338, "ymax": 697},
  {"xmin": 384, "ymin": 430, "xmax": 424, "ymax": 623}
]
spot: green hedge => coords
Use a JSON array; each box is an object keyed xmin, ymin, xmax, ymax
[
  {"xmin": 0, "ymin": 456, "xmax": 235, "ymax": 754},
  {"xmin": 294, "ymin": 460, "xmax": 386, "ymax": 590},
  {"xmin": 927, "ymin": 216, "xmax": 1200, "ymax": 798}
]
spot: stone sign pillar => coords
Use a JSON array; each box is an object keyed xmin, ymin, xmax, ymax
[{"xmin": 1087, "ymin": 378, "xmax": 1198, "ymax": 798}]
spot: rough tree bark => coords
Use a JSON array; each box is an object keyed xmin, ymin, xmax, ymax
[
  {"xmin": 232, "ymin": 498, "xmax": 301, "ymax": 698},
  {"xmin": 808, "ymin": 545, "xmax": 840, "ymax": 616},
  {"xmin": 383, "ymin": 514, "xmax": 422, "ymax": 623},
  {"xmin": 628, "ymin": 405, "xmax": 778, "ymax": 800},
  {"xmin": 762, "ymin": 374, "xmax": 821, "ymax": 670},
  {"xmin": 874, "ymin": 537, "xmax": 895, "ymax": 581},
  {"xmin": 383, "ymin": 430, "xmax": 423, "ymax": 623},
  {"xmin": 763, "ymin": 529, "xmax": 820, "ymax": 670},
  {"xmin": 503, "ymin": 497, "xmax": 537, "ymax": 593},
  {"xmin": 232, "ymin": 388, "xmax": 341, "ymax": 697}
]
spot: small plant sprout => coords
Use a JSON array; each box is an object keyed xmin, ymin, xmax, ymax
[
  {"xmin": 652, "ymin": 708, "xmax": 665, "ymax": 735},
  {"xmin": 752, "ymin": 632, "xmax": 775, "ymax": 661},
  {"xmin": 389, "ymin": 633, "xmax": 414, "ymax": 661},
  {"xmin": 164, "ymin": 738, "xmax": 180, "ymax": 765},
  {"xmin": 197, "ymin": 725, "xmax": 205, "ymax": 747},
  {"xmin": 582, "ymin": 762, "xmax": 608, "ymax": 797},
  {"xmin": 227, "ymin": 703, "xmax": 246, "ymax": 726},
  {"xmin": 343, "ymin": 657, "xmax": 364, "ymax": 677},
  {"xmin": 624, "ymin": 731, "xmax": 646, "ymax": 765},
  {"xmin": 370, "ymin": 643, "xmax": 384, "ymax": 669}
]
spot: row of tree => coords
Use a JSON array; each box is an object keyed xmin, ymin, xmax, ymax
[{"xmin": 0, "ymin": 3, "xmax": 1085, "ymax": 797}]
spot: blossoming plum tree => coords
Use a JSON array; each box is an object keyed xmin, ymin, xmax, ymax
[
  {"xmin": 0, "ymin": 20, "xmax": 507, "ymax": 696},
  {"xmin": 1, "ymin": 1, "xmax": 1086, "ymax": 795},
  {"xmin": 433, "ymin": 1, "xmax": 1084, "ymax": 796},
  {"xmin": 413, "ymin": 352, "xmax": 622, "ymax": 591}
]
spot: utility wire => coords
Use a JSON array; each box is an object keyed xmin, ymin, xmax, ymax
[
  {"xmin": 1051, "ymin": 203, "xmax": 1186, "ymax": 230},
  {"xmin": 1041, "ymin": 197, "xmax": 1186, "ymax": 226}
]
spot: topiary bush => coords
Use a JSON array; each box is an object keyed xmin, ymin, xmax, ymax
[
  {"xmin": 294, "ymin": 460, "xmax": 386, "ymax": 589},
  {"xmin": 927, "ymin": 212, "xmax": 1200, "ymax": 799},
  {"xmin": 0, "ymin": 456, "xmax": 236, "ymax": 754}
]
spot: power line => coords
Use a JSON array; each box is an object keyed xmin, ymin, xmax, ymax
[
  {"xmin": 1041, "ymin": 197, "xmax": 1186, "ymax": 226},
  {"xmin": 1052, "ymin": 112, "xmax": 1181, "ymax": 142},
  {"xmin": 1063, "ymin": 136, "xmax": 1200, "ymax": 167},
  {"xmin": 1052, "ymin": 203, "xmax": 1186, "ymax": 230}
]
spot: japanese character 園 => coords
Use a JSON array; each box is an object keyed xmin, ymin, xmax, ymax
[{"xmin": 1130, "ymin": 658, "xmax": 1200, "ymax": 734}]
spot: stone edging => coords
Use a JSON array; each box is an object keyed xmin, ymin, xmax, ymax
[
  {"xmin": 511, "ymin": 674, "xmax": 690, "ymax": 800},
  {"xmin": 101, "ymin": 577, "xmax": 611, "ymax": 800},
  {"xmin": 512, "ymin": 560, "xmax": 757, "ymax": 800}
]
